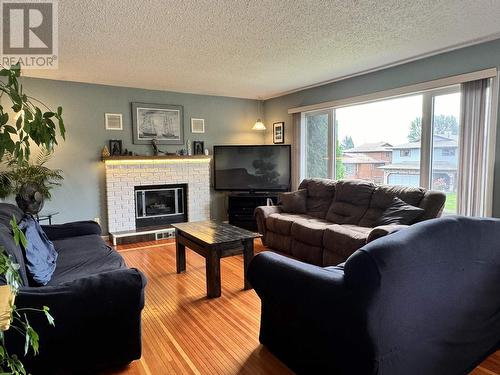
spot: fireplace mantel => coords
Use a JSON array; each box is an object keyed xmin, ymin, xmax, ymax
[{"xmin": 102, "ymin": 155, "xmax": 211, "ymax": 163}]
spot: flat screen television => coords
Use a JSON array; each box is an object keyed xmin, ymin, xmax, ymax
[{"xmin": 214, "ymin": 145, "xmax": 291, "ymax": 192}]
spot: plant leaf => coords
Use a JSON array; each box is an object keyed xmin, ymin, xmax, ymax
[{"xmin": 42, "ymin": 306, "xmax": 55, "ymax": 326}]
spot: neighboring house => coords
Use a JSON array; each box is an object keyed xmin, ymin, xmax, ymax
[
  {"xmin": 380, "ymin": 135, "xmax": 458, "ymax": 191},
  {"xmin": 342, "ymin": 142, "xmax": 392, "ymax": 183}
]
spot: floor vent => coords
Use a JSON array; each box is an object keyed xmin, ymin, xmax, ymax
[{"xmin": 155, "ymin": 229, "xmax": 175, "ymax": 240}]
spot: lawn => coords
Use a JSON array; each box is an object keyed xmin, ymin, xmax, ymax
[{"xmin": 444, "ymin": 192, "xmax": 457, "ymax": 214}]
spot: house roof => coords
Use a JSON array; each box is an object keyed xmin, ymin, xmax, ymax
[
  {"xmin": 344, "ymin": 142, "xmax": 392, "ymax": 153},
  {"xmin": 379, "ymin": 161, "xmax": 457, "ymax": 171},
  {"xmin": 392, "ymin": 135, "xmax": 458, "ymax": 150},
  {"xmin": 342, "ymin": 153, "xmax": 386, "ymax": 164}
]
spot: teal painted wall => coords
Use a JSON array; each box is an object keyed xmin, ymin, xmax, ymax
[
  {"xmin": 264, "ymin": 38, "xmax": 500, "ymax": 216},
  {"xmin": 9, "ymin": 78, "xmax": 263, "ymax": 232}
]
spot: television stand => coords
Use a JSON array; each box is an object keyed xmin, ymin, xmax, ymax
[{"xmin": 227, "ymin": 192, "xmax": 279, "ymax": 231}]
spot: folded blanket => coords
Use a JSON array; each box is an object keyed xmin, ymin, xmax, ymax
[{"xmin": 18, "ymin": 215, "xmax": 58, "ymax": 285}]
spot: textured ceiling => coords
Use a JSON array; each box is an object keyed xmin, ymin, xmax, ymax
[{"xmin": 23, "ymin": 0, "xmax": 500, "ymax": 98}]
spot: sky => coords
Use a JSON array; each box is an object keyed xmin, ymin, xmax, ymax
[{"xmin": 336, "ymin": 92, "xmax": 461, "ymax": 147}]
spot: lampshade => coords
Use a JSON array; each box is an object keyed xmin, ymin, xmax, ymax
[{"xmin": 252, "ymin": 119, "xmax": 266, "ymax": 131}]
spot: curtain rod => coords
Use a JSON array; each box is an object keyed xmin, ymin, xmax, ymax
[{"xmin": 288, "ymin": 68, "xmax": 497, "ymax": 114}]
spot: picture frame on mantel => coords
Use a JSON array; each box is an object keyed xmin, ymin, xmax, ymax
[
  {"xmin": 131, "ymin": 102, "xmax": 184, "ymax": 145},
  {"xmin": 273, "ymin": 122, "xmax": 284, "ymax": 144},
  {"xmin": 109, "ymin": 139, "xmax": 122, "ymax": 156},
  {"xmin": 193, "ymin": 141, "xmax": 204, "ymax": 155}
]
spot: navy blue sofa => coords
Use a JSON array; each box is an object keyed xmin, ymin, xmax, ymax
[
  {"xmin": 248, "ymin": 216, "xmax": 500, "ymax": 374},
  {"xmin": 0, "ymin": 203, "xmax": 146, "ymax": 374}
]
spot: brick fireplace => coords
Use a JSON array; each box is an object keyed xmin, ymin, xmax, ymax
[{"xmin": 104, "ymin": 157, "xmax": 211, "ymax": 234}]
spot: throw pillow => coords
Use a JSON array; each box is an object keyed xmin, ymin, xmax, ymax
[
  {"xmin": 375, "ymin": 197, "xmax": 424, "ymax": 226},
  {"xmin": 279, "ymin": 189, "xmax": 307, "ymax": 214},
  {"xmin": 18, "ymin": 215, "xmax": 58, "ymax": 286}
]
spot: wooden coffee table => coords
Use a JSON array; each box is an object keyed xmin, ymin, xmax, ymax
[{"xmin": 172, "ymin": 221, "xmax": 261, "ymax": 298}]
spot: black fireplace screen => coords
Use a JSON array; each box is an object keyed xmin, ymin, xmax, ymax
[{"xmin": 136, "ymin": 187, "xmax": 184, "ymax": 219}]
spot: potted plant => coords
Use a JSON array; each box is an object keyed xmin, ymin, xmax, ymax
[
  {"xmin": 0, "ymin": 219, "xmax": 54, "ymax": 374},
  {"xmin": 0, "ymin": 148, "xmax": 63, "ymax": 214},
  {"xmin": 0, "ymin": 63, "xmax": 65, "ymax": 373}
]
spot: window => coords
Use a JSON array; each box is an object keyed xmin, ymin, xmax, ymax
[
  {"xmin": 431, "ymin": 92, "xmax": 461, "ymax": 214},
  {"xmin": 345, "ymin": 164, "xmax": 356, "ymax": 175},
  {"xmin": 304, "ymin": 111, "xmax": 330, "ymax": 179},
  {"xmin": 335, "ymin": 94, "xmax": 423, "ymax": 187},
  {"xmin": 301, "ymin": 86, "xmax": 462, "ymax": 210}
]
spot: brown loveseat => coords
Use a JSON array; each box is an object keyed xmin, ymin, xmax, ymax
[{"xmin": 255, "ymin": 179, "xmax": 446, "ymax": 266}]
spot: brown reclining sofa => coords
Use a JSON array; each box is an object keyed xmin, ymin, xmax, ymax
[{"xmin": 255, "ymin": 178, "xmax": 446, "ymax": 266}]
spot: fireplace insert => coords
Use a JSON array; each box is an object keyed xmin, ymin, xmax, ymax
[{"xmin": 134, "ymin": 184, "xmax": 187, "ymax": 228}]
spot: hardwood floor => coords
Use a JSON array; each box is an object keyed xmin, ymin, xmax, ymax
[
  {"xmin": 107, "ymin": 238, "xmax": 500, "ymax": 375},
  {"xmin": 107, "ymin": 238, "xmax": 291, "ymax": 375}
]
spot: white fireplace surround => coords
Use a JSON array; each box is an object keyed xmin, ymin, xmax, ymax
[{"xmin": 104, "ymin": 158, "xmax": 211, "ymax": 233}]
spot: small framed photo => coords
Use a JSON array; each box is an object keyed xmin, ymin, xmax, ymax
[
  {"xmin": 273, "ymin": 122, "xmax": 284, "ymax": 144},
  {"xmin": 105, "ymin": 113, "xmax": 123, "ymax": 130},
  {"xmin": 191, "ymin": 118, "xmax": 205, "ymax": 133},
  {"xmin": 193, "ymin": 141, "xmax": 205, "ymax": 155},
  {"xmin": 109, "ymin": 139, "xmax": 123, "ymax": 156}
]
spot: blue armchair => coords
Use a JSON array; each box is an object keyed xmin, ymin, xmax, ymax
[{"xmin": 248, "ymin": 216, "xmax": 500, "ymax": 374}]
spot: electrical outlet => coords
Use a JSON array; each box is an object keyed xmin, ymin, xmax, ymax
[{"xmin": 94, "ymin": 217, "xmax": 100, "ymax": 225}]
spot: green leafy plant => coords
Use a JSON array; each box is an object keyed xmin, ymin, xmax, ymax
[
  {"xmin": 0, "ymin": 148, "xmax": 63, "ymax": 200},
  {"xmin": 0, "ymin": 63, "xmax": 63, "ymax": 374},
  {"xmin": 0, "ymin": 63, "xmax": 65, "ymax": 163},
  {"xmin": 0, "ymin": 219, "xmax": 54, "ymax": 375}
]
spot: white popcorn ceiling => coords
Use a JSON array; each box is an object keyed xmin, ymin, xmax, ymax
[{"xmin": 24, "ymin": 0, "xmax": 500, "ymax": 99}]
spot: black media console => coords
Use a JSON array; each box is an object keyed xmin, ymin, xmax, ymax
[{"xmin": 227, "ymin": 192, "xmax": 279, "ymax": 231}]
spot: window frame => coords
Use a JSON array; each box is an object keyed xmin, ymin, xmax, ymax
[
  {"xmin": 301, "ymin": 109, "xmax": 335, "ymax": 180},
  {"xmin": 300, "ymin": 85, "xmax": 461, "ymax": 192}
]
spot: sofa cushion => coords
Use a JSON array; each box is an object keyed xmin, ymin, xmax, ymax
[
  {"xmin": 48, "ymin": 234, "xmax": 126, "ymax": 286},
  {"xmin": 291, "ymin": 240, "xmax": 323, "ymax": 266},
  {"xmin": 41, "ymin": 221, "xmax": 102, "ymax": 240},
  {"xmin": 291, "ymin": 221, "xmax": 330, "ymax": 246},
  {"xmin": 359, "ymin": 185, "xmax": 426, "ymax": 227},
  {"xmin": 325, "ymin": 180, "xmax": 375, "ymax": 224},
  {"xmin": 418, "ymin": 190, "xmax": 447, "ymax": 221},
  {"xmin": 0, "ymin": 203, "xmax": 24, "ymax": 229},
  {"xmin": 375, "ymin": 197, "xmax": 424, "ymax": 226},
  {"xmin": 266, "ymin": 213, "xmax": 311, "ymax": 235},
  {"xmin": 298, "ymin": 178, "xmax": 336, "ymax": 219},
  {"xmin": 0, "ymin": 204, "xmax": 29, "ymax": 286},
  {"xmin": 279, "ymin": 189, "xmax": 307, "ymax": 214},
  {"xmin": 266, "ymin": 232, "xmax": 293, "ymax": 255},
  {"xmin": 0, "ymin": 227, "xmax": 29, "ymax": 286},
  {"xmin": 323, "ymin": 224, "xmax": 371, "ymax": 260}
]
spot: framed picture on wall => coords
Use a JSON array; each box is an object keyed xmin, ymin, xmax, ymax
[
  {"xmin": 131, "ymin": 102, "xmax": 184, "ymax": 145},
  {"xmin": 273, "ymin": 122, "xmax": 284, "ymax": 144},
  {"xmin": 105, "ymin": 113, "xmax": 123, "ymax": 130}
]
